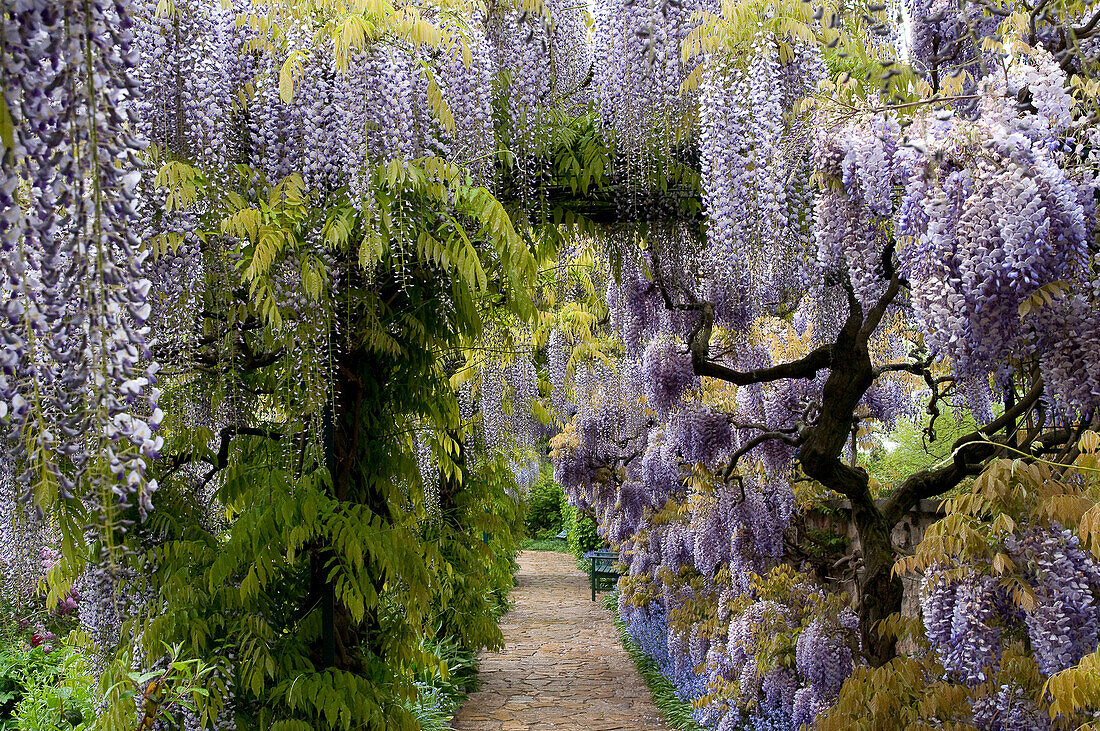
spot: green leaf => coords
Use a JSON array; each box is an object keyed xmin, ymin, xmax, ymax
[{"xmin": 279, "ymin": 51, "xmax": 308, "ymax": 104}]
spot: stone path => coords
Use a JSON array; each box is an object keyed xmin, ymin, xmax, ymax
[{"xmin": 451, "ymin": 550, "xmax": 671, "ymax": 731}]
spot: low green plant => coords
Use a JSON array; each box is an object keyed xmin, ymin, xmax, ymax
[
  {"xmin": 404, "ymin": 635, "xmax": 480, "ymax": 731},
  {"xmin": 0, "ymin": 637, "xmax": 95, "ymax": 731},
  {"xmin": 425, "ymin": 454, "xmax": 525, "ymax": 657},
  {"xmin": 519, "ymin": 537, "xmax": 569, "ymax": 552},
  {"xmin": 562, "ymin": 498, "xmax": 602, "ymax": 565},
  {"xmin": 93, "ymin": 641, "xmax": 215, "ymax": 731},
  {"xmin": 404, "ymin": 683, "xmax": 456, "ymax": 731},
  {"xmin": 402, "ymin": 453, "xmax": 523, "ymax": 731}
]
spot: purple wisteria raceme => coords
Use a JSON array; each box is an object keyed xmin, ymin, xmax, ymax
[
  {"xmin": 487, "ymin": 7, "xmax": 554, "ymax": 200},
  {"xmin": 667, "ymin": 404, "xmax": 732, "ymax": 468},
  {"xmin": 970, "ymin": 684, "xmax": 1048, "ymax": 731},
  {"xmin": 795, "ymin": 618, "xmax": 855, "ymax": 698},
  {"xmin": 814, "ymin": 116, "xmax": 904, "ymax": 309},
  {"xmin": 505, "ymin": 349, "xmax": 541, "ymax": 448},
  {"xmin": 790, "ymin": 686, "xmax": 828, "ymax": 730},
  {"xmin": 921, "ymin": 571, "xmax": 1006, "ymax": 685},
  {"xmin": 698, "ymin": 44, "xmax": 822, "ymax": 330},
  {"xmin": 749, "ymin": 667, "xmax": 798, "ymax": 731},
  {"xmin": 547, "ymin": 329, "xmax": 573, "ymax": 419},
  {"xmin": 642, "ymin": 334, "xmax": 696, "ymax": 416},
  {"xmin": 1006, "ymin": 526, "xmax": 1100, "ymax": 676},
  {"xmin": 0, "ymin": 459, "xmax": 46, "ymax": 610},
  {"xmin": 607, "ymin": 246, "xmax": 663, "ymax": 357},
  {"xmin": 896, "ymin": 75, "xmax": 1093, "ymax": 392},
  {"xmin": 438, "ymin": 18, "xmax": 498, "ymax": 184},
  {"xmin": 1033, "ymin": 270, "xmax": 1100, "ymax": 414},
  {"xmin": 548, "ymin": 0, "xmax": 594, "ymax": 108},
  {"xmin": 919, "ymin": 524, "xmax": 1100, "ymax": 689},
  {"xmin": 904, "ymin": 0, "xmax": 995, "ymax": 86},
  {"xmin": 1, "ymin": 0, "xmax": 162, "ymax": 522},
  {"xmin": 592, "ymin": 0, "xmax": 711, "ymax": 163}
]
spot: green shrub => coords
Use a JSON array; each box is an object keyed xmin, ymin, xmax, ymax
[
  {"xmin": 524, "ymin": 465, "xmax": 563, "ymax": 536},
  {"xmin": 863, "ymin": 410, "xmax": 982, "ymax": 489},
  {"xmin": 404, "ymin": 635, "xmax": 479, "ymax": 731},
  {"xmin": 424, "ymin": 454, "xmax": 525, "ymax": 657},
  {"xmin": 0, "ymin": 638, "xmax": 95, "ymax": 731},
  {"xmin": 562, "ymin": 498, "xmax": 603, "ymax": 562},
  {"xmin": 519, "ymin": 537, "xmax": 569, "ymax": 552}
]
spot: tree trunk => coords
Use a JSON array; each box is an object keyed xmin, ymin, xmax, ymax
[
  {"xmin": 797, "ymin": 315, "xmax": 902, "ymax": 665},
  {"xmin": 849, "ymin": 500, "xmax": 904, "ymax": 666},
  {"xmin": 306, "ymin": 343, "xmax": 392, "ymax": 672}
]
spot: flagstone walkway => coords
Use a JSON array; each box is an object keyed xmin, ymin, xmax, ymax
[{"xmin": 451, "ymin": 550, "xmax": 671, "ymax": 731}]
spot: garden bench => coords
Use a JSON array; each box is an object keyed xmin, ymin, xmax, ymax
[{"xmin": 583, "ymin": 549, "xmax": 621, "ymax": 601}]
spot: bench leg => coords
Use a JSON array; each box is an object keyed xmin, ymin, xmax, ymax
[{"xmin": 591, "ymin": 561, "xmax": 596, "ymax": 601}]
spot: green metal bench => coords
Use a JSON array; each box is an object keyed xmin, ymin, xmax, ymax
[{"xmin": 583, "ymin": 549, "xmax": 621, "ymax": 601}]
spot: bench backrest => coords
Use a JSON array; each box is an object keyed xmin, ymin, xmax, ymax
[{"xmin": 584, "ymin": 550, "xmax": 620, "ymax": 573}]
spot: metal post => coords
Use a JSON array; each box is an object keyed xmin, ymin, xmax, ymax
[{"xmin": 590, "ymin": 555, "xmax": 596, "ymax": 602}]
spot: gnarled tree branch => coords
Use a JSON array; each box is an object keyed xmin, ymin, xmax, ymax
[
  {"xmin": 164, "ymin": 425, "xmax": 285, "ymax": 485},
  {"xmin": 722, "ymin": 431, "xmax": 802, "ymax": 481},
  {"xmin": 881, "ymin": 378, "xmax": 1046, "ymax": 524}
]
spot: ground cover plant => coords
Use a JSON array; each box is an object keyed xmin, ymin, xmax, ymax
[
  {"xmin": 0, "ymin": 0, "xmax": 1098, "ymax": 728},
  {"xmin": 606, "ymin": 590, "xmax": 707, "ymax": 730}
]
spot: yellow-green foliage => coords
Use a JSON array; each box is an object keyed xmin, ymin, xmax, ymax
[
  {"xmin": 680, "ymin": 0, "xmax": 917, "ymax": 100},
  {"xmin": 818, "ymin": 640, "xmax": 1049, "ymax": 730},
  {"xmin": 895, "ymin": 433, "xmax": 1100, "ymax": 594},
  {"xmin": 817, "ymin": 432, "xmax": 1100, "ymax": 729},
  {"xmin": 425, "ymin": 454, "xmax": 527, "ymax": 655},
  {"xmin": 1047, "ymin": 647, "xmax": 1100, "ymax": 723},
  {"xmin": 817, "ymin": 652, "xmax": 977, "ymax": 730},
  {"xmin": 129, "ymin": 55, "xmax": 542, "ymax": 726}
]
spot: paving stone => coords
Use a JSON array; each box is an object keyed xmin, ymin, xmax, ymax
[{"xmin": 451, "ymin": 551, "xmax": 671, "ymax": 731}]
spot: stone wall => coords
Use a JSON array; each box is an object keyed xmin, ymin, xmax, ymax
[{"xmin": 800, "ymin": 498, "xmax": 945, "ymax": 620}]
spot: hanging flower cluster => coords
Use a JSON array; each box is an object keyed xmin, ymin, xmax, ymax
[
  {"xmin": 593, "ymin": 0, "xmax": 714, "ymax": 158},
  {"xmin": 1, "ymin": 0, "xmax": 162, "ymax": 525},
  {"xmin": 698, "ymin": 44, "xmax": 823, "ymax": 329}
]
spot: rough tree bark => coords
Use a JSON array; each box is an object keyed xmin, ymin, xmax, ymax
[{"xmin": 661, "ymin": 250, "xmax": 1063, "ymax": 666}]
